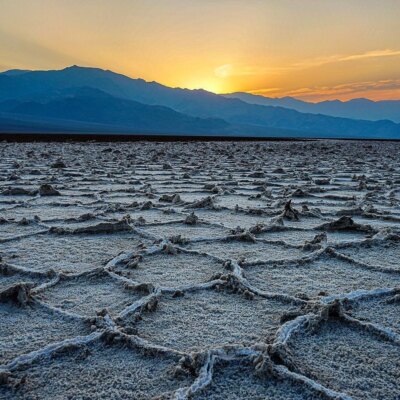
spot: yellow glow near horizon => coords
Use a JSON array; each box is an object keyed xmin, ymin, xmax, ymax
[
  {"xmin": 1, "ymin": 0, "xmax": 400, "ymax": 101},
  {"xmin": 183, "ymin": 76, "xmax": 231, "ymax": 94}
]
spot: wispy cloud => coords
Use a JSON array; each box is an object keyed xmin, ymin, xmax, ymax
[
  {"xmin": 250, "ymin": 79, "xmax": 400, "ymax": 101},
  {"xmin": 292, "ymin": 49, "xmax": 400, "ymax": 69},
  {"xmin": 339, "ymin": 49, "xmax": 400, "ymax": 61},
  {"xmin": 215, "ymin": 49, "xmax": 400, "ymax": 78},
  {"xmin": 214, "ymin": 64, "xmax": 233, "ymax": 78},
  {"xmin": 248, "ymin": 87, "xmax": 282, "ymax": 94}
]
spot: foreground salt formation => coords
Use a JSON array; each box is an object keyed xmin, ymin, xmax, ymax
[{"xmin": 0, "ymin": 140, "xmax": 399, "ymax": 399}]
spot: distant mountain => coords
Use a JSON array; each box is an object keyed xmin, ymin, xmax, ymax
[
  {"xmin": 0, "ymin": 66, "xmax": 399, "ymax": 139},
  {"xmin": 224, "ymin": 92, "xmax": 400, "ymax": 123}
]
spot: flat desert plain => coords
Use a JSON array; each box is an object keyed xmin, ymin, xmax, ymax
[{"xmin": 0, "ymin": 140, "xmax": 399, "ymax": 400}]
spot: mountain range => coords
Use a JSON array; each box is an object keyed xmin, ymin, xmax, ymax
[
  {"xmin": 0, "ymin": 66, "xmax": 399, "ymax": 139},
  {"xmin": 224, "ymin": 92, "xmax": 400, "ymax": 124}
]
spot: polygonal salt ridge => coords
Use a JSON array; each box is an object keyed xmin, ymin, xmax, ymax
[
  {"xmin": 190, "ymin": 348, "xmax": 347, "ymax": 400},
  {"xmin": 240, "ymin": 247, "xmax": 400, "ymax": 302},
  {"xmin": 158, "ymin": 193, "xmax": 184, "ymax": 205},
  {"xmin": 35, "ymin": 268, "xmax": 153, "ymax": 319},
  {"xmin": 280, "ymin": 214, "xmax": 341, "ymax": 231},
  {"xmin": 0, "ymin": 220, "xmax": 48, "ymax": 243},
  {"xmin": 111, "ymin": 247, "xmax": 225, "ymax": 290},
  {"xmin": 275, "ymin": 305, "xmax": 400, "ymax": 400},
  {"xmin": 315, "ymin": 215, "xmax": 377, "ymax": 234},
  {"xmin": 0, "ymin": 282, "xmax": 35, "ymax": 307},
  {"xmin": 0, "ymin": 296, "xmax": 92, "ymax": 367},
  {"xmin": 340, "ymin": 288, "xmax": 400, "ymax": 338},
  {"xmin": 280, "ymin": 200, "xmax": 301, "ymax": 221},
  {"xmin": 117, "ymin": 279, "xmax": 302, "ymax": 353},
  {"xmin": 333, "ymin": 227, "xmax": 400, "ymax": 247},
  {"xmin": 211, "ymin": 192, "xmax": 275, "ymax": 211},
  {"xmin": 240, "ymin": 242, "xmax": 327, "ymax": 267},
  {"xmin": 1, "ymin": 203, "xmax": 97, "ymax": 223},
  {"xmin": 184, "ymin": 211, "xmax": 199, "ymax": 225},
  {"xmin": 104, "ymin": 207, "xmax": 189, "ymax": 227},
  {"xmin": 326, "ymin": 246, "xmax": 400, "ymax": 276},
  {"xmin": 301, "ymin": 232, "xmax": 328, "ymax": 251},
  {"xmin": 184, "ymin": 195, "xmax": 221, "ymax": 210},
  {"xmin": 332, "ymin": 234, "xmax": 400, "ymax": 273},
  {"xmin": 40, "ymin": 211, "xmax": 98, "ymax": 225},
  {"xmin": 268, "ymin": 300, "xmax": 353, "ymax": 369},
  {"xmin": 239, "ymin": 227, "xmax": 322, "ymax": 253},
  {"xmin": 1, "ymin": 186, "xmax": 38, "ymax": 196},
  {"xmin": 184, "ymin": 235, "xmax": 324, "ymax": 266},
  {"xmin": 114, "ymin": 273, "xmax": 229, "ymax": 323},
  {"xmin": 335, "ymin": 204, "xmax": 398, "ymax": 221},
  {"xmin": 251, "ymin": 220, "xmax": 310, "ymax": 236},
  {"xmin": 137, "ymin": 220, "xmax": 230, "ymax": 243},
  {"xmin": 229, "ymin": 204, "xmax": 275, "ymax": 217},
  {"xmin": 0, "ymin": 229, "xmax": 150, "ymax": 274},
  {"xmin": 226, "ymin": 227, "xmax": 257, "ymax": 243},
  {"xmin": 220, "ymin": 259, "xmax": 307, "ymax": 305},
  {"xmin": 48, "ymin": 216, "xmax": 133, "ymax": 235},
  {"xmin": 0, "ymin": 263, "xmax": 56, "ymax": 292},
  {"xmin": 192, "ymin": 208, "xmax": 276, "ymax": 229},
  {"xmin": 0, "ymin": 331, "xmax": 195, "ymax": 400}
]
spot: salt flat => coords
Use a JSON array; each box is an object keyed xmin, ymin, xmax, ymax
[{"xmin": 0, "ymin": 140, "xmax": 399, "ymax": 399}]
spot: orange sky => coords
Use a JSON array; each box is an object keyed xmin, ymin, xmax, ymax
[{"xmin": 1, "ymin": 0, "xmax": 400, "ymax": 101}]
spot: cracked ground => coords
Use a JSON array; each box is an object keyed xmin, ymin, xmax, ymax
[{"xmin": 0, "ymin": 140, "xmax": 399, "ymax": 399}]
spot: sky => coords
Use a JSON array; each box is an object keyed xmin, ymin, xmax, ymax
[{"xmin": 1, "ymin": 0, "xmax": 400, "ymax": 101}]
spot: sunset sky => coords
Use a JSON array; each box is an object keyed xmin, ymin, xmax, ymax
[{"xmin": 1, "ymin": 0, "xmax": 400, "ymax": 101}]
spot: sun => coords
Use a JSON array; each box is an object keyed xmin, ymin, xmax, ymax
[
  {"xmin": 198, "ymin": 80, "xmax": 224, "ymax": 94},
  {"xmin": 184, "ymin": 79, "xmax": 227, "ymax": 94}
]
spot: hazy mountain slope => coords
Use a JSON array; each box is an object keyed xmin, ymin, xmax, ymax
[
  {"xmin": 225, "ymin": 92, "xmax": 400, "ymax": 123},
  {"xmin": 0, "ymin": 87, "xmax": 229, "ymax": 135}
]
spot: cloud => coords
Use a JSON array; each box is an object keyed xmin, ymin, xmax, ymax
[
  {"xmin": 220, "ymin": 49, "xmax": 400, "ymax": 79},
  {"xmin": 248, "ymin": 87, "xmax": 282, "ymax": 94},
  {"xmin": 249, "ymin": 79, "xmax": 400, "ymax": 101},
  {"xmin": 292, "ymin": 49, "xmax": 400, "ymax": 69},
  {"xmin": 214, "ymin": 64, "xmax": 233, "ymax": 78},
  {"xmin": 339, "ymin": 49, "xmax": 400, "ymax": 62}
]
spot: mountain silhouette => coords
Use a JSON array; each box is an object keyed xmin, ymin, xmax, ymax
[
  {"xmin": 224, "ymin": 92, "xmax": 400, "ymax": 123},
  {"xmin": 0, "ymin": 66, "xmax": 399, "ymax": 138}
]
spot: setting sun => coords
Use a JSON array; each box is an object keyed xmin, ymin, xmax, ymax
[{"xmin": 184, "ymin": 77, "xmax": 229, "ymax": 94}]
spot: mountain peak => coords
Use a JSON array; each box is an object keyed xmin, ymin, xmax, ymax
[
  {"xmin": 347, "ymin": 98, "xmax": 374, "ymax": 104},
  {"xmin": 62, "ymin": 65, "xmax": 107, "ymax": 73},
  {"xmin": 64, "ymin": 65, "xmax": 94, "ymax": 70}
]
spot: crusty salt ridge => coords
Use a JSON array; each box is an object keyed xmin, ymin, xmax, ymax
[{"xmin": 0, "ymin": 140, "xmax": 400, "ymax": 399}]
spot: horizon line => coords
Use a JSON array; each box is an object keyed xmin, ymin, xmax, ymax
[{"xmin": 1, "ymin": 64, "xmax": 400, "ymax": 103}]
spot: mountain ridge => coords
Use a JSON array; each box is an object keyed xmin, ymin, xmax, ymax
[
  {"xmin": 224, "ymin": 92, "xmax": 400, "ymax": 123},
  {"xmin": 0, "ymin": 65, "xmax": 399, "ymax": 139}
]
